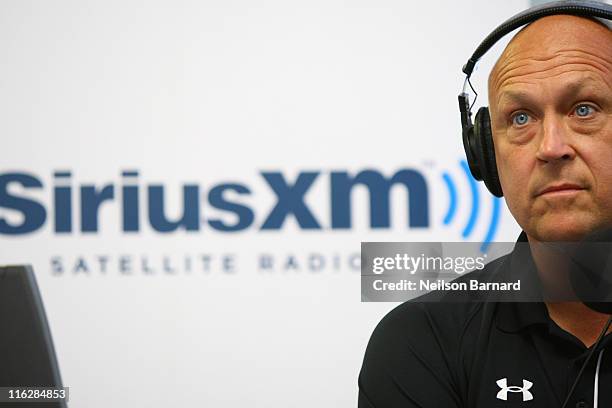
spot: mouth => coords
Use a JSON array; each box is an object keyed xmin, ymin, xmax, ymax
[{"xmin": 536, "ymin": 183, "xmax": 585, "ymax": 197}]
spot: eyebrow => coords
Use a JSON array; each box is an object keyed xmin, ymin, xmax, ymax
[
  {"xmin": 496, "ymin": 77, "xmax": 606, "ymax": 109},
  {"xmin": 497, "ymin": 90, "xmax": 532, "ymax": 107}
]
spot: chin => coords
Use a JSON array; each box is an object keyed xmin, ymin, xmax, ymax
[{"xmin": 530, "ymin": 218, "xmax": 597, "ymax": 242}]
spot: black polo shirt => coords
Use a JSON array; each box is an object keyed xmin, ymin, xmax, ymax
[{"xmin": 358, "ymin": 232, "xmax": 612, "ymax": 408}]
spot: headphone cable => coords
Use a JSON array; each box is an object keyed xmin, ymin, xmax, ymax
[{"xmin": 560, "ymin": 315, "xmax": 612, "ymax": 408}]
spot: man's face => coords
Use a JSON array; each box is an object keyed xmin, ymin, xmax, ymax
[{"xmin": 488, "ymin": 15, "xmax": 612, "ymax": 242}]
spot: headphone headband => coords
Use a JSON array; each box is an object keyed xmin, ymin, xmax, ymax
[{"xmin": 462, "ymin": 0, "xmax": 612, "ymax": 77}]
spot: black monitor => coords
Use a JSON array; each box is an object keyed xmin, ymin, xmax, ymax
[{"xmin": 0, "ymin": 265, "xmax": 67, "ymax": 407}]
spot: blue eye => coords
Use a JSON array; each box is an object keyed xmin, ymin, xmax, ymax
[
  {"xmin": 512, "ymin": 112, "xmax": 530, "ymax": 126},
  {"xmin": 575, "ymin": 104, "xmax": 594, "ymax": 117}
]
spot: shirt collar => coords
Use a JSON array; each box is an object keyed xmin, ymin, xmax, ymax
[{"xmin": 495, "ymin": 231, "xmax": 550, "ymax": 333}]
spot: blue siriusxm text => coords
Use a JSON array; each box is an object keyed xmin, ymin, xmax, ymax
[{"xmin": 0, "ymin": 169, "xmax": 430, "ymax": 235}]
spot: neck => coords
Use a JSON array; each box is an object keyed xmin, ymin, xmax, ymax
[
  {"xmin": 545, "ymin": 302, "xmax": 611, "ymax": 348},
  {"xmin": 527, "ymin": 233, "xmax": 611, "ymax": 347}
]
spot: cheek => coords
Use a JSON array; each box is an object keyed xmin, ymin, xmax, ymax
[
  {"xmin": 493, "ymin": 141, "xmax": 537, "ymax": 225},
  {"xmin": 494, "ymin": 142, "xmax": 532, "ymax": 195},
  {"xmin": 575, "ymin": 126, "xmax": 612, "ymax": 196},
  {"xmin": 582, "ymin": 149, "xmax": 612, "ymax": 204}
]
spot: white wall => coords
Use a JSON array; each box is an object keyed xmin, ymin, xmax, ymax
[{"xmin": 0, "ymin": 1, "xmax": 527, "ymax": 406}]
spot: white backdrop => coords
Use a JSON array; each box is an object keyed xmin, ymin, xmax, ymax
[{"xmin": 0, "ymin": 1, "xmax": 527, "ymax": 406}]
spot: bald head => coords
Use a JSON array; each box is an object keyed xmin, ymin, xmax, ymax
[
  {"xmin": 484, "ymin": 13, "xmax": 612, "ymax": 243},
  {"xmin": 488, "ymin": 14, "xmax": 612, "ymax": 116}
]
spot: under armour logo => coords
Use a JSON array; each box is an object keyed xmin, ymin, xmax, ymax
[{"xmin": 496, "ymin": 378, "xmax": 533, "ymax": 401}]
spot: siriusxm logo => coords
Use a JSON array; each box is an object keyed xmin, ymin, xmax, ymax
[
  {"xmin": 442, "ymin": 161, "xmax": 502, "ymax": 251},
  {"xmin": 0, "ymin": 161, "xmax": 502, "ymax": 250},
  {"xmin": 0, "ymin": 168, "xmax": 430, "ymax": 235}
]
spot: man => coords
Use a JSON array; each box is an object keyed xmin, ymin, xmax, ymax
[{"xmin": 358, "ymin": 13, "xmax": 612, "ymax": 408}]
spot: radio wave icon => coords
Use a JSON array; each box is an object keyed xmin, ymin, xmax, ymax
[{"xmin": 441, "ymin": 160, "xmax": 502, "ymax": 252}]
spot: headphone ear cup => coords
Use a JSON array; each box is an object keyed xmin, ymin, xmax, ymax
[
  {"xmin": 462, "ymin": 123, "xmax": 482, "ymax": 181},
  {"xmin": 474, "ymin": 107, "xmax": 503, "ymax": 197}
]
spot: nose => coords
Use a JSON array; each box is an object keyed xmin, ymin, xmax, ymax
[{"xmin": 535, "ymin": 114, "xmax": 575, "ymax": 163}]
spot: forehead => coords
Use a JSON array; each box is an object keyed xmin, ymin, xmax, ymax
[{"xmin": 488, "ymin": 15, "xmax": 612, "ymax": 106}]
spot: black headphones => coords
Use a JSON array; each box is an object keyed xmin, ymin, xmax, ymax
[{"xmin": 459, "ymin": 0, "xmax": 612, "ymax": 197}]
